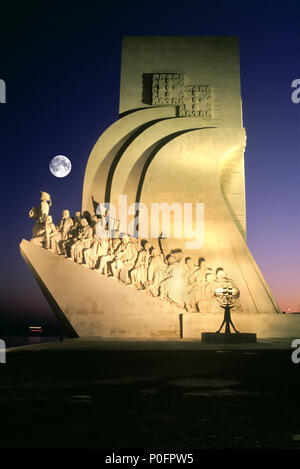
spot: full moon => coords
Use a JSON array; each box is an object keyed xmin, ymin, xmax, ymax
[{"xmin": 49, "ymin": 155, "xmax": 72, "ymax": 178}]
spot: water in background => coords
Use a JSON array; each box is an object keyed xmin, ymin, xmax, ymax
[{"xmin": 3, "ymin": 336, "xmax": 64, "ymax": 348}]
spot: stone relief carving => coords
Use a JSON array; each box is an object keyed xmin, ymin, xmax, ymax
[
  {"xmin": 151, "ymin": 73, "xmax": 212, "ymax": 118},
  {"xmin": 152, "ymin": 73, "xmax": 185, "ymax": 105},
  {"xmin": 28, "ymin": 194, "xmax": 240, "ymax": 313},
  {"xmin": 181, "ymin": 85, "xmax": 212, "ymax": 117}
]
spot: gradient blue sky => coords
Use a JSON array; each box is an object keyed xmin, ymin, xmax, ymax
[{"xmin": 0, "ymin": 0, "xmax": 299, "ymax": 330}]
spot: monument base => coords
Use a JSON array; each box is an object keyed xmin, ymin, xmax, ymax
[
  {"xmin": 20, "ymin": 240, "xmax": 300, "ymax": 340},
  {"xmin": 20, "ymin": 239, "xmax": 182, "ymax": 339},
  {"xmin": 201, "ymin": 332, "xmax": 257, "ymax": 343}
]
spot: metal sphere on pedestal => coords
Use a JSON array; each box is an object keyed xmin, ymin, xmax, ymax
[{"xmin": 214, "ymin": 280, "xmax": 240, "ymax": 307}]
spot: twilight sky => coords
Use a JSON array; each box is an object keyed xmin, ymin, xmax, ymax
[{"xmin": 0, "ymin": 0, "xmax": 299, "ymax": 331}]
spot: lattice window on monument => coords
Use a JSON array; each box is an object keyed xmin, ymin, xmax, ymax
[
  {"xmin": 151, "ymin": 73, "xmax": 185, "ymax": 105},
  {"xmin": 181, "ymin": 85, "xmax": 213, "ymax": 117},
  {"xmin": 151, "ymin": 73, "xmax": 213, "ymax": 118}
]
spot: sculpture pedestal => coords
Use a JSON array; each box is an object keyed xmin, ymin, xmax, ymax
[
  {"xmin": 201, "ymin": 304, "xmax": 257, "ymax": 342},
  {"xmin": 201, "ymin": 332, "xmax": 257, "ymax": 343}
]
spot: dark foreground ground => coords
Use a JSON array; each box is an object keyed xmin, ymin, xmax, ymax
[{"xmin": 1, "ymin": 338, "xmax": 300, "ymax": 449}]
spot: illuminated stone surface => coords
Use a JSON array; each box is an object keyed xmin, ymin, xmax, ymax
[
  {"xmin": 20, "ymin": 239, "xmax": 181, "ymax": 338},
  {"xmin": 20, "ymin": 240, "xmax": 299, "ymax": 338},
  {"xmin": 82, "ymin": 36, "xmax": 280, "ymax": 316}
]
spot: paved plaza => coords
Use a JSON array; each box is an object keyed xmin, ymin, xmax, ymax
[{"xmin": 1, "ymin": 338, "xmax": 300, "ymax": 449}]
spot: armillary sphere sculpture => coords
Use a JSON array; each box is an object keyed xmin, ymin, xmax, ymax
[{"xmin": 214, "ymin": 280, "xmax": 240, "ymax": 334}]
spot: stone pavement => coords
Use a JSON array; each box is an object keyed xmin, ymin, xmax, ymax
[
  {"xmin": 1, "ymin": 337, "xmax": 300, "ymax": 449},
  {"xmin": 6, "ymin": 336, "xmax": 295, "ymax": 352}
]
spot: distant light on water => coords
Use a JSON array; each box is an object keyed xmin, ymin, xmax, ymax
[{"xmin": 29, "ymin": 326, "xmax": 43, "ymax": 333}]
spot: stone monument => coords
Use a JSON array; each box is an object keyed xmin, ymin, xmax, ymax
[{"xmin": 20, "ymin": 37, "xmax": 286, "ymax": 340}]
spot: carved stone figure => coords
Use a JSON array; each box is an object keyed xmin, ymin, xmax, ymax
[
  {"xmin": 83, "ymin": 233, "xmax": 98, "ymax": 269},
  {"xmin": 44, "ymin": 215, "xmax": 58, "ymax": 250},
  {"xmin": 90, "ymin": 215, "xmax": 99, "ymax": 232},
  {"xmin": 49, "ymin": 228, "xmax": 62, "ymax": 253},
  {"xmin": 60, "ymin": 211, "xmax": 81, "ymax": 257},
  {"xmin": 111, "ymin": 235, "xmax": 138, "ymax": 283},
  {"xmin": 147, "ymin": 248, "xmax": 168, "ymax": 298},
  {"xmin": 96, "ymin": 231, "xmax": 120, "ymax": 276},
  {"xmin": 186, "ymin": 259, "xmax": 208, "ymax": 311},
  {"xmin": 49, "ymin": 210, "xmax": 74, "ymax": 255},
  {"xmin": 73, "ymin": 211, "xmax": 82, "ymax": 229},
  {"xmin": 30, "ymin": 224, "xmax": 46, "ymax": 247},
  {"xmin": 183, "ymin": 257, "xmax": 198, "ymax": 311},
  {"xmin": 214, "ymin": 267, "xmax": 225, "ymax": 284},
  {"xmin": 70, "ymin": 218, "xmax": 93, "ymax": 264},
  {"xmin": 97, "ymin": 244, "xmax": 113, "ymax": 276},
  {"xmin": 130, "ymin": 241, "xmax": 152, "ymax": 290},
  {"xmin": 164, "ymin": 252, "xmax": 188, "ymax": 308},
  {"xmin": 39, "ymin": 191, "xmax": 52, "ymax": 222},
  {"xmin": 29, "ymin": 206, "xmax": 45, "ymax": 240},
  {"xmin": 84, "ymin": 234, "xmax": 110, "ymax": 269},
  {"xmin": 202, "ymin": 270, "xmax": 217, "ymax": 312},
  {"xmin": 30, "ymin": 214, "xmax": 55, "ymax": 249},
  {"xmin": 110, "ymin": 231, "xmax": 121, "ymax": 251},
  {"xmin": 59, "ymin": 210, "xmax": 74, "ymax": 239}
]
